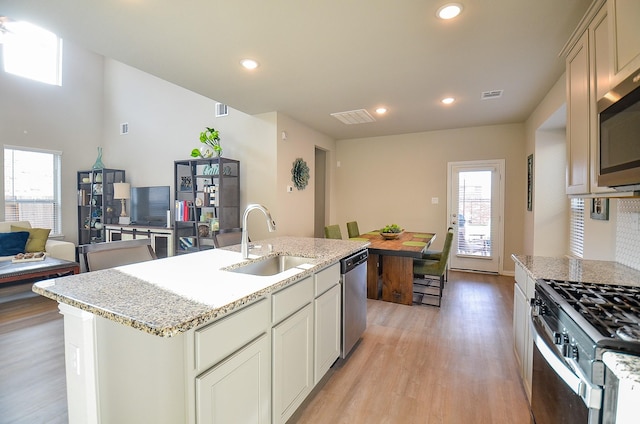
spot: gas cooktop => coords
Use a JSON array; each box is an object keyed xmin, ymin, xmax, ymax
[{"xmin": 540, "ymin": 279, "xmax": 640, "ymax": 353}]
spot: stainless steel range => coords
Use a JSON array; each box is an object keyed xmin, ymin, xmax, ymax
[{"xmin": 531, "ymin": 279, "xmax": 640, "ymax": 424}]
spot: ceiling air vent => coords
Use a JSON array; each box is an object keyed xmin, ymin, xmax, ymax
[
  {"xmin": 481, "ymin": 90, "xmax": 503, "ymax": 100},
  {"xmin": 215, "ymin": 103, "xmax": 229, "ymax": 117},
  {"xmin": 330, "ymin": 109, "xmax": 376, "ymax": 125}
]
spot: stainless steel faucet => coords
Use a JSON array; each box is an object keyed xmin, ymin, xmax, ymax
[{"xmin": 241, "ymin": 204, "xmax": 276, "ymax": 258}]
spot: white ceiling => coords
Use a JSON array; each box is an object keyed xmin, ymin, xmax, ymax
[{"xmin": 1, "ymin": 0, "xmax": 591, "ymax": 140}]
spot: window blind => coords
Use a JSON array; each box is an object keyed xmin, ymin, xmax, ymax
[
  {"xmin": 569, "ymin": 197, "xmax": 584, "ymax": 258},
  {"xmin": 4, "ymin": 147, "xmax": 62, "ymax": 235}
]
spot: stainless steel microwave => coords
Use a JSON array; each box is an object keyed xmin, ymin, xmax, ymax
[{"xmin": 597, "ymin": 69, "xmax": 640, "ymax": 191}]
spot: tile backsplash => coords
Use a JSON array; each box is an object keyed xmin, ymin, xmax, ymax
[{"xmin": 616, "ymin": 199, "xmax": 640, "ymax": 271}]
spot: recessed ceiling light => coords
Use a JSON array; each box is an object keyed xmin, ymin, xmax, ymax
[
  {"xmin": 441, "ymin": 97, "xmax": 455, "ymax": 105},
  {"xmin": 240, "ymin": 59, "xmax": 259, "ymax": 70},
  {"xmin": 375, "ymin": 107, "xmax": 387, "ymax": 114},
  {"xmin": 437, "ymin": 3, "xmax": 463, "ymax": 20}
]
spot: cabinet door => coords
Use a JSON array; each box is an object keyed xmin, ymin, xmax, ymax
[
  {"xmin": 513, "ymin": 282, "xmax": 532, "ymax": 401},
  {"xmin": 589, "ymin": 4, "xmax": 614, "ymax": 193},
  {"xmin": 566, "ymin": 31, "xmax": 590, "ymax": 195},
  {"xmin": 272, "ymin": 303, "xmax": 313, "ymax": 424},
  {"xmin": 314, "ymin": 284, "xmax": 341, "ymax": 384},
  {"xmin": 196, "ymin": 334, "xmax": 270, "ymax": 424},
  {"xmin": 610, "ymin": 0, "xmax": 640, "ymax": 85}
]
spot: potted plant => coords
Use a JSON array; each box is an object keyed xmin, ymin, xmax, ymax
[{"xmin": 191, "ymin": 127, "xmax": 222, "ymax": 158}]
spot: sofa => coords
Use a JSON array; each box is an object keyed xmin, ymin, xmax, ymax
[{"xmin": 0, "ymin": 221, "xmax": 75, "ymax": 262}]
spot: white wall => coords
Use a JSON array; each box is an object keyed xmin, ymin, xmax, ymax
[
  {"xmin": 335, "ymin": 124, "xmax": 525, "ymax": 273},
  {"xmin": 532, "ymin": 128, "xmax": 568, "ymax": 257},
  {"xmin": 0, "ymin": 40, "xmax": 104, "ymax": 242},
  {"xmin": 524, "ymin": 74, "xmax": 568, "ymax": 256},
  {"xmin": 101, "ymin": 60, "xmax": 337, "ymax": 242},
  {"xmin": 275, "ymin": 113, "xmax": 336, "ymax": 238}
]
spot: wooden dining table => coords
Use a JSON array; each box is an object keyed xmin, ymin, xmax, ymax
[{"xmin": 353, "ymin": 231, "xmax": 436, "ymax": 305}]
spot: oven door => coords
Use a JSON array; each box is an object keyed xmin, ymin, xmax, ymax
[{"xmin": 530, "ymin": 316, "xmax": 602, "ymax": 424}]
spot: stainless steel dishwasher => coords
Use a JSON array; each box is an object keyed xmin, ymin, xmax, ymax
[{"xmin": 340, "ymin": 249, "xmax": 368, "ymax": 358}]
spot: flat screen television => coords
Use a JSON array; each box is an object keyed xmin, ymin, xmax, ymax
[{"xmin": 130, "ymin": 186, "xmax": 170, "ymax": 226}]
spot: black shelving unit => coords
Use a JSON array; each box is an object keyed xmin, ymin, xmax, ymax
[
  {"xmin": 173, "ymin": 157, "xmax": 240, "ymax": 254},
  {"xmin": 77, "ymin": 169, "xmax": 126, "ymax": 245}
]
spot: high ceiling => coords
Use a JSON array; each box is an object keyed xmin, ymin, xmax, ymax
[{"xmin": 1, "ymin": 0, "xmax": 592, "ymax": 140}]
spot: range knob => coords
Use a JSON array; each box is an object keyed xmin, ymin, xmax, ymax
[
  {"xmin": 569, "ymin": 344, "xmax": 579, "ymax": 360},
  {"xmin": 553, "ymin": 332, "xmax": 562, "ymax": 345},
  {"xmin": 530, "ymin": 298, "xmax": 547, "ymax": 316}
]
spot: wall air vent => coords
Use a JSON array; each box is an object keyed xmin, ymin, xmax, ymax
[
  {"xmin": 481, "ymin": 90, "xmax": 503, "ymax": 100},
  {"xmin": 330, "ymin": 109, "xmax": 376, "ymax": 125},
  {"xmin": 215, "ymin": 103, "xmax": 229, "ymax": 117}
]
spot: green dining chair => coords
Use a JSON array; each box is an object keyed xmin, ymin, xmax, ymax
[
  {"xmin": 412, "ymin": 227, "xmax": 454, "ymax": 307},
  {"xmin": 324, "ymin": 224, "xmax": 343, "ymax": 239},
  {"xmin": 346, "ymin": 221, "xmax": 360, "ymax": 238},
  {"xmin": 420, "ymin": 226, "xmax": 453, "ymax": 281}
]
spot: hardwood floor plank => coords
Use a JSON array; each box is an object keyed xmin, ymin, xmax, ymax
[{"xmin": 0, "ymin": 286, "xmax": 68, "ymax": 424}]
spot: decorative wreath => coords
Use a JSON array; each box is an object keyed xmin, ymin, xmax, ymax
[{"xmin": 291, "ymin": 158, "xmax": 310, "ymax": 190}]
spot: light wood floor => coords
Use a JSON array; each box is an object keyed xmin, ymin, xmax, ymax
[
  {"xmin": 290, "ymin": 271, "xmax": 532, "ymax": 423},
  {"xmin": 0, "ymin": 271, "xmax": 531, "ymax": 424}
]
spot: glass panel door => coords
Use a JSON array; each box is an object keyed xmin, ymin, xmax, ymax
[{"xmin": 448, "ymin": 160, "xmax": 503, "ymax": 273}]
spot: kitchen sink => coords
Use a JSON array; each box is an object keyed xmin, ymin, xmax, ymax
[{"xmin": 227, "ymin": 255, "xmax": 312, "ymax": 276}]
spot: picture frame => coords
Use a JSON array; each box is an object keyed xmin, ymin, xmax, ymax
[
  {"xmin": 527, "ymin": 154, "xmax": 533, "ymax": 212},
  {"xmin": 179, "ymin": 175, "xmax": 192, "ymax": 191},
  {"xmin": 590, "ymin": 198, "xmax": 609, "ymax": 220}
]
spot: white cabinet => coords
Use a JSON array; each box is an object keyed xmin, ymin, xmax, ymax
[
  {"xmin": 566, "ymin": 30, "xmax": 591, "ymax": 195},
  {"xmin": 193, "ymin": 298, "xmax": 270, "ymax": 424},
  {"xmin": 314, "ymin": 264, "xmax": 341, "ymax": 384},
  {"xmin": 196, "ymin": 334, "xmax": 270, "ymax": 424},
  {"xmin": 513, "ymin": 262, "xmax": 534, "ymax": 401},
  {"xmin": 271, "ymin": 276, "xmax": 314, "ymax": 424},
  {"xmin": 272, "ymin": 304, "xmax": 313, "ymax": 424},
  {"xmin": 609, "ymin": 0, "xmax": 640, "ymax": 86},
  {"xmin": 565, "ymin": 2, "xmax": 611, "ymax": 195}
]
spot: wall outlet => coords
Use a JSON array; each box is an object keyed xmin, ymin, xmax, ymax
[
  {"xmin": 431, "ymin": 197, "xmax": 439, "ymax": 204},
  {"xmin": 287, "ymin": 186, "xmax": 293, "ymax": 192}
]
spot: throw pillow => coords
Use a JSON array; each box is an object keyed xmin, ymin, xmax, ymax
[
  {"xmin": 11, "ymin": 226, "xmax": 51, "ymax": 253},
  {"xmin": 0, "ymin": 231, "xmax": 30, "ymax": 256}
]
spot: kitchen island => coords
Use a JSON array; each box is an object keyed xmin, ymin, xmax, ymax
[{"xmin": 33, "ymin": 236, "xmax": 369, "ymax": 424}]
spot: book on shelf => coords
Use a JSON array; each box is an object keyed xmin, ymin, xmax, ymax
[{"xmin": 175, "ymin": 200, "xmax": 193, "ymax": 221}]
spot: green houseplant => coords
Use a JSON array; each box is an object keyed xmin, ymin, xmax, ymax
[{"xmin": 191, "ymin": 127, "xmax": 222, "ymax": 158}]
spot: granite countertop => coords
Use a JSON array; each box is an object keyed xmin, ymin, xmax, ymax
[
  {"xmin": 603, "ymin": 351, "xmax": 640, "ymax": 385},
  {"xmin": 511, "ymin": 254, "xmax": 640, "ymax": 287},
  {"xmin": 33, "ymin": 236, "xmax": 369, "ymax": 337}
]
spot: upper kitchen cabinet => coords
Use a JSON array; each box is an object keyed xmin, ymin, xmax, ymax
[
  {"xmin": 609, "ymin": 0, "xmax": 640, "ymax": 86},
  {"xmin": 564, "ymin": 0, "xmax": 613, "ymax": 195}
]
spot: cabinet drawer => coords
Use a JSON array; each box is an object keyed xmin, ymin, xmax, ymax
[
  {"xmin": 515, "ymin": 263, "xmax": 528, "ymax": 292},
  {"xmin": 314, "ymin": 263, "xmax": 340, "ymax": 297},
  {"xmin": 272, "ymin": 276, "xmax": 313, "ymax": 324},
  {"xmin": 195, "ymin": 298, "xmax": 269, "ymax": 372}
]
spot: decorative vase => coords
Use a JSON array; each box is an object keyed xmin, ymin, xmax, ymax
[
  {"xmin": 200, "ymin": 146, "xmax": 214, "ymax": 158},
  {"xmin": 92, "ymin": 147, "xmax": 105, "ymax": 170}
]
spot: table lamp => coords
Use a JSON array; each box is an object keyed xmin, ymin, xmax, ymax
[{"xmin": 113, "ymin": 182, "xmax": 131, "ymax": 225}]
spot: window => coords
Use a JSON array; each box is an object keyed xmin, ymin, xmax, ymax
[
  {"xmin": 1, "ymin": 19, "xmax": 63, "ymax": 86},
  {"xmin": 4, "ymin": 146, "xmax": 62, "ymax": 235},
  {"xmin": 569, "ymin": 197, "xmax": 584, "ymax": 258}
]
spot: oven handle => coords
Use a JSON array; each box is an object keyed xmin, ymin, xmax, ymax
[{"xmin": 530, "ymin": 316, "xmax": 602, "ymax": 410}]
